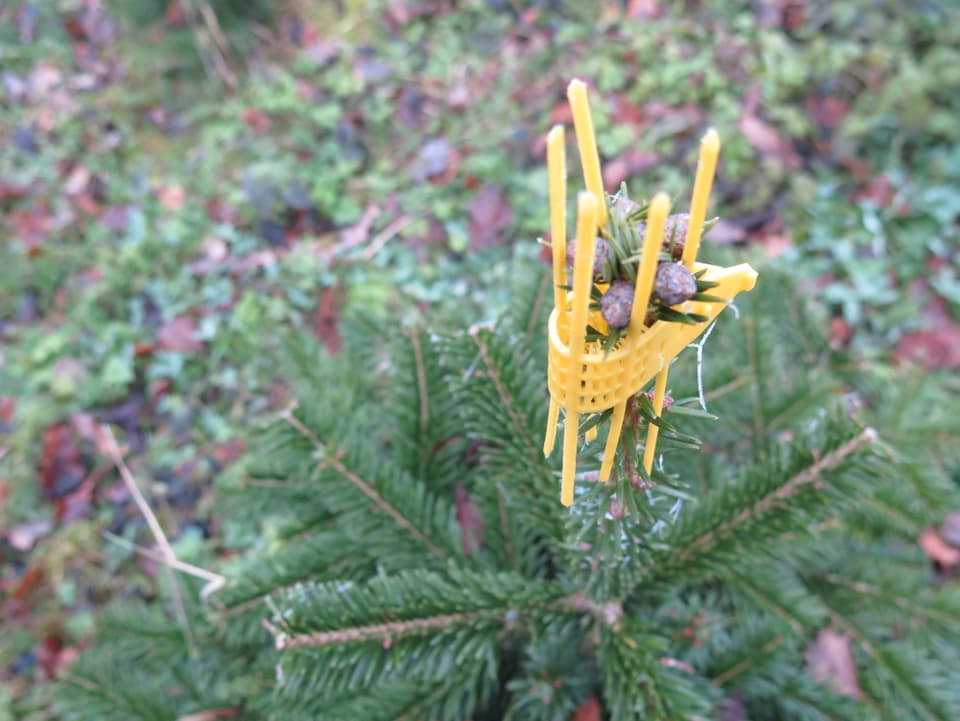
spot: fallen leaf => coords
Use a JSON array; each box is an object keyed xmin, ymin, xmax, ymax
[
  {"xmin": 829, "ymin": 316, "xmax": 854, "ymax": 350},
  {"xmin": 468, "ymin": 183, "xmax": 513, "ymax": 249},
  {"xmin": 39, "ymin": 423, "xmax": 86, "ymax": 501},
  {"xmin": 781, "ymin": 1, "xmax": 806, "ymax": 32},
  {"xmin": 242, "ymin": 108, "xmax": 271, "ymax": 133},
  {"xmin": 804, "ymin": 627, "xmax": 864, "ymax": 700},
  {"xmin": 156, "ymin": 316, "xmax": 204, "ymax": 353},
  {"xmin": 212, "ymin": 439, "xmax": 247, "ymax": 467},
  {"xmin": 165, "ymin": 0, "xmax": 187, "ymax": 27},
  {"xmin": 100, "ymin": 204, "xmax": 130, "ymax": 232},
  {"xmin": 806, "ymin": 94, "xmax": 850, "ymax": 129},
  {"xmin": 739, "ymin": 112, "xmax": 782, "ymax": 155},
  {"xmin": 852, "ymin": 174, "xmax": 895, "ymax": 208},
  {"xmin": 410, "ymin": 138, "xmax": 455, "ymax": 182},
  {"xmin": 919, "ymin": 526, "xmax": 960, "ymax": 571},
  {"xmin": 205, "ymin": 198, "xmax": 242, "ymax": 226},
  {"xmin": 156, "ymin": 183, "xmax": 186, "ymax": 212},
  {"xmin": 894, "ymin": 327, "xmax": 960, "ymax": 369},
  {"xmin": 738, "ymin": 87, "xmax": 801, "ymax": 168},
  {"xmin": 6, "ymin": 520, "xmax": 53, "ymax": 552},
  {"xmin": 313, "ymin": 286, "xmax": 344, "ymax": 354},
  {"xmin": 626, "ymin": 0, "xmax": 661, "ymax": 19},
  {"xmin": 573, "ymin": 696, "xmax": 602, "ymax": 721}
]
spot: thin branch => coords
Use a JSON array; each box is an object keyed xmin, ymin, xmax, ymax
[
  {"xmin": 102, "ymin": 428, "xmax": 198, "ymax": 657},
  {"xmin": 281, "ymin": 406, "xmax": 449, "ymax": 561},
  {"xmin": 409, "ymin": 330, "xmax": 430, "ymax": 474},
  {"xmin": 496, "ymin": 483, "xmax": 517, "ymax": 572},
  {"xmin": 269, "ymin": 609, "xmax": 488, "ymax": 650},
  {"xmin": 469, "ymin": 327, "xmax": 540, "ymax": 465},
  {"xmin": 523, "ymin": 273, "xmax": 550, "ymax": 348},
  {"xmin": 103, "ymin": 531, "xmax": 225, "ymax": 596},
  {"xmin": 727, "ymin": 570, "xmax": 806, "ymax": 634},
  {"xmin": 269, "ymin": 590, "xmax": 612, "ymax": 651},
  {"xmin": 678, "ymin": 428, "xmax": 878, "ymax": 563},
  {"xmin": 711, "ymin": 636, "xmax": 783, "ymax": 686}
]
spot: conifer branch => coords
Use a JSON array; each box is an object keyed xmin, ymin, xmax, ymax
[
  {"xmin": 495, "ymin": 483, "xmax": 517, "ymax": 572},
  {"xmin": 469, "ymin": 327, "xmax": 539, "ymax": 464},
  {"xmin": 409, "ymin": 331, "xmax": 431, "ymax": 449},
  {"xmin": 523, "ymin": 274, "xmax": 551, "ymax": 347},
  {"xmin": 271, "ymin": 591, "xmax": 620, "ymax": 651},
  {"xmin": 711, "ymin": 636, "xmax": 784, "ymax": 686},
  {"xmin": 827, "ymin": 613, "xmax": 945, "ymax": 721},
  {"xmin": 282, "ymin": 406, "xmax": 449, "ymax": 561},
  {"xmin": 270, "ymin": 610, "xmax": 489, "ymax": 650},
  {"xmin": 676, "ymin": 427, "xmax": 878, "ymax": 564}
]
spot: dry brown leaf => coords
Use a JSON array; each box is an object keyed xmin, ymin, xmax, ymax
[
  {"xmin": 804, "ymin": 627, "xmax": 864, "ymax": 700},
  {"xmin": 156, "ymin": 316, "xmax": 204, "ymax": 353},
  {"xmin": 919, "ymin": 526, "xmax": 960, "ymax": 570}
]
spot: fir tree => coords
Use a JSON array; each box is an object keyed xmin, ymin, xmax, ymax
[{"xmin": 53, "ymin": 268, "xmax": 960, "ymax": 721}]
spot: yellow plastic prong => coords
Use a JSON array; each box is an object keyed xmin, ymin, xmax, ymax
[
  {"xmin": 567, "ymin": 79, "xmax": 607, "ymax": 228},
  {"xmin": 642, "ymin": 365, "xmax": 671, "ymax": 474},
  {"xmin": 561, "ymin": 192, "xmax": 599, "ymax": 506},
  {"xmin": 681, "ymin": 129, "xmax": 720, "ymax": 270},
  {"xmin": 629, "ymin": 193, "xmax": 671, "ymax": 332},
  {"xmin": 544, "ymin": 398, "xmax": 560, "ymax": 456},
  {"xmin": 547, "ymin": 125, "xmax": 567, "ymax": 311},
  {"xmin": 599, "ymin": 399, "xmax": 627, "ymax": 482}
]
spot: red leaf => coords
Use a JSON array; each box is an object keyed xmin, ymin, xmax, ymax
[
  {"xmin": 468, "ymin": 184, "xmax": 513, "ymax": 249},
  {"xmin": 165, "ymin": 0, "xmax": 187, "ymax": 27},
  {"xmin": 313, "ymin": 286, "xmax": 344, "ymax": 354},
  {"xmin": 894, "ymin": 326, "xmax": 960, "ymax": 369},
  {"xmin": 37, "ymin": 635, "xmax": 64, "ymax": 678},
  {"xmin": 829, "ymin": 316, "xmax": 854, "ymax": 350},
  {"xmin": 781, "ymin": 2, "xmax": 806, "ymax": 32},
  {"xmin": 573, "ymin": 696, "xmax": 602, "ymax": 721},
  {"xmin": 212, "ymin": 438, "xmax": 247, "ymax": 466},
  {"xmin": 13, "ymin": 566, "xmax": 44, "ymax": 601},
  {"xmin": 852, "ymin": 174, "xmax": 895, "ymax": 208},
  {"xmin": 804, "ymin": 628, "xmax": 864, "ymax": 700},
  {"xmin": 205, "ymin": 198, "xmax": 242, "ymax": 226},
  {"xmin": 40, "ymin": 423, "xmax": 86, "ymax": 501},
  {"xmin": 242, "ymin": 108, "xmax": 271, "ymax": 133},
  {"xmin": 806, "ymin": 94, "xmax": 850, "ymax": 129},
  {"xmin": 156, "ymin": 316, "xmax": 204, "ymax": 353},
  {"xmin": 0, "ymin": 180, "xmax": 30, "ymax": 201}
]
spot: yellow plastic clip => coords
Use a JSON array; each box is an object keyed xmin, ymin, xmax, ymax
[{"xmin": 543, "ymin": 79, "xmax": 758, "ymax": 506}]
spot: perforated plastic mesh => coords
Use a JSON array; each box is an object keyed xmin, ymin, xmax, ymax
[{"xmin": 547, "ymin": 263, "xmax": 757, "ymax": 413}]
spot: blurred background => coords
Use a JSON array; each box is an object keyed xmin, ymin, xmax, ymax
[{"xmin": 1, "ymin": 0, "xmax": 958, "ymax": 713}]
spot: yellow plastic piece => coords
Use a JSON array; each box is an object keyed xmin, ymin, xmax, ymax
[{"xmin": 544, "ymin": 79, "xmax": 758, "ymax": 506}]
